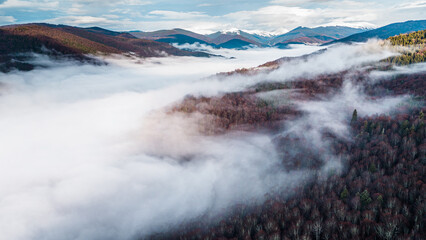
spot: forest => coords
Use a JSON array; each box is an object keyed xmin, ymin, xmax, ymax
[
  {"xmin": 152, "ymin": 107, "xmax": 425, "ymax": 240},
  {"xmin": 148, "ymin": 34, "xmax": 426, "ymax": 240},
  {"xmin": 384, "ymin": 30, "xmax": 426, "ymax": 65}
]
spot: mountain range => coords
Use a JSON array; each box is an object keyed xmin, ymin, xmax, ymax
[
  {"xmin": 0, "ymin": 20, "xmax": 425, "ymax": 73},
  {"xmin": 330, "ymin": 20, "xmax": 426, "ymax": 44},
  {"xmin": 131, "ymin": 26, "xmax": 365, "ymax": 49},
  {"xmin": 131, "ymin": 20, "xmax": 426, "ymax": 49},
  {"xmin": 130, "ymin": 28, "xmax": 262, "ymax": 49},
  {"xmin": 0, "ymin": 23, "xmax": 209, "ymax": 72}
]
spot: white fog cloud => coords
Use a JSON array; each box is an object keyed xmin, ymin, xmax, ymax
[
  {"xmin": 0, "ymin": 47, "xmax": 321, "ymax": 240},
  {"xmin": 0, "ymin": 43, "xmax": 421, "ymax": 240}
]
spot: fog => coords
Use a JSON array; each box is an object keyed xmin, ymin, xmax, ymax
[
  {"xmin": 265, "ymin": 40, "xmax": 397, "ymax": 81},
  {"xmin": 369, "ymin": 62, "xmax": 426, "ymax": 81},
  {"xmin": 0, "ymin": 43, "xmax": 418, "ymax": 240}
]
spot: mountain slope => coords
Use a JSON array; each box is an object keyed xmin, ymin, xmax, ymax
[
  {"xmin": 0, "ymin": 23, "xmax": 210, "ymax": 72},
  {"xmin": 207, "ymin": 30, "xmax": 267, "ymax": 46},
  {"xmin": 132, "ymin": 28, "xmax": 262, "ymax": 48},
  {"xmin": 131, "ymin": 26, "xmax": 365, "ymax": 49},
  {"xmin": 238, "ymin": 30, "xmax": 274, "ymax": 44},
  {"xmin": 331, "ymin": 20, "xmax": 426, "ymax": 44},
  {"xmin": 217, "ymin": 39, "xmax": 256, "ymax": 49},
  {"xmin": 271, "ymin": 26, "xmax": 365, "ymax": 46},
  {"xmin": 155, "ymin": 34, "xmax": 212, "ymax": 45},
  {"xmin": 207, "ymin": 32, "xmax": 260, "ymax": 46},
  {"xmin": 131, "ymin": 28, "xmax": 212, "ymax": 44},
  {"xmin": 383, "ymin": 29, "xmax": 426, "ymax": 65},
  {"xmin": 84, "ymin": 26, "xmax": 136, "ymax": 39}
]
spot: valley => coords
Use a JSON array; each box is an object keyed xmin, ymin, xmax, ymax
[{"xmin": 0, "ymin": 11, "xmax": 424, "ymax": 240}]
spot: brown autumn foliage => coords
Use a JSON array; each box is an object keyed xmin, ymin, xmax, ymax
[
  {"xmin": 150, "ymin": 103, "xmax": 425, "ymax": 240},
  {"xmin": 171, "ymin": 70, "xmax": 360, "ymax": 135},
  {"xmin": 171, "ymin": 92, "xmax": 300, "ymax": 134},
  {"xmin": 151, "ymin": 66, "xmax": 425, "ymax": 240},
  {"xmin": 0, "ymin": 23, "xmax": 210, "ymax": 72}
]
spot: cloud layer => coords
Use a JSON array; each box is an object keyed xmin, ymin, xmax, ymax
[
  {"xmin": 0, "ymin": 0, "xmax": 424, "ymax": 33},
  {"xmin": 0, "ymin": 46, "xmax": 324, "ymax": 240},
  {"xmin": 0, "ymin": 43, "xmax": 419, "ymax": 240}
]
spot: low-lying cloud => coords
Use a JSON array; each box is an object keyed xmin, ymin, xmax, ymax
[{"xmin": 0, "ymin": 43, "xmax": 420, "ymax": 240}]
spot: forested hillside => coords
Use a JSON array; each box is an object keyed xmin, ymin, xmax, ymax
[
  {"xmin": 383, "ymin": 30, "xmax": 425, "ymax": 65},
  {"xmin": 147, "ymin": 32, "xmax": 426, "ymax": 240},
  {"xmin": 151, "ymin": 72, "xmax": 426, "ymax": 240},
  {"xmin": 0, "ymin": 24, "xmax": 209, "ymax": 72},
  {"xmin": 153, "ymin": 106, "xmax": 425, "ymax": 240}
]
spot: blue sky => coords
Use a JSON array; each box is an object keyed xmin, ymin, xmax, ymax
[{"xmin": 0, "ymin": 0, "xmax": 424, "ymax": 34}]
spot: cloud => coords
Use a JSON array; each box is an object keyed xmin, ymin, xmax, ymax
[
  {"xmin": 0, "ymin": 0, "xmax": 58, "ymax": 10},
  {"xmin": 266, "ymin": 40, "xmax": 397, "ymax": 80},
  {"xmin": 395, "ymin": 0, "xmax": 426, "ymax": 9},
  {"xmin": 46, "ymin": 16, "xmax": 122, "ymax": 25},
  {"xmin": 117, "ymin": 0, "xmax": 152, "ymax": 5},
  {"xmin": 197, "ymin": 3, "xmax": 212, "ymax": 7},
  {"xmin": 0, "ymin": 0, "xmax": 424, "ymax": 34},
  {"xmin": 73, "ymin": 0, "xmax": 152, "ymax": 6},
  {"xmin": 270, "ymin": 0, "xmax": 332, "ymax": 5},
  {"xmin": 222, "ymin": 3, "xmax": 384, "ymax": 31},
  {"xmin": 147, "ymin": 10, "xmax": 208, "ymax": 20},
  {"xmin": 0, "ymin": 15, "xmax": 16, "ymax": 23},
  {"xmin": 125, "ymin": 1, "xmax": 394, "ymax": 33},
  {"xmin": 0, "ymin": 47, "xmax": 325, "ymax": 240},
  {"xmin": 0, "ymin": 41, "xmax": 419, "ymax": 240}
]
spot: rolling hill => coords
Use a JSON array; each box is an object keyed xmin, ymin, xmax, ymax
[{"xmin": 0, "ymin": 24, "xmax": 210, "ymax": 72}]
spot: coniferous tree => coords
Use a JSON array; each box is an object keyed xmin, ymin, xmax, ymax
[{"xmin": 351, "ymin": 109, "xmax": 358, "ymax": 124}]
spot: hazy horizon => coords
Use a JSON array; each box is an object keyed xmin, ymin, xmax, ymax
[{"xmin": 0, "ymin": 0, "xmax": 424, "ymax": 34}]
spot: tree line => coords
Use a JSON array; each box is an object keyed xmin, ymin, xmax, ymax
[{"xmin": 383, "ymin": 30, "xmax": 426, "ymax": 65}]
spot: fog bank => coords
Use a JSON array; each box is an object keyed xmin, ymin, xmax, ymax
[{"xmin": 0, "ymin": 43, "xmax": 419, "ymax": 240}]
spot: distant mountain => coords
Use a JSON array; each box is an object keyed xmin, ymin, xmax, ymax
[
  {"xmin": 132, "ymin": 28, "xmax": 261, "ymax": 49},
  {"xmin": 131, "ymin": 26, "xmax": 366, "ymax": 49},
  {"xmin": 131, "ymin": 28, "xmax": 212, "ymax": 44},
  {"xmin": 330, "ymin": 20, "xmax": 426, "ymax": 44},
  {"xmin": 238, "ymin": 30, "xmax": 275, "ymax": 44},
  {"xmin": 0, "ymin": 24, "xmax": 210, "ymax": 72},
  {"xmin": 128, "ymin": 20, "xmax": 426, "ymax": 49},
  {"xmin": 270, "ymin": 26, "xmax": 365, "ymax": 46},
  {"xmin": 215, "ymin": 39, "xmax": 255, "ymax": 49},
  {"xmin": 155, "ymin": 34, "xmax": 212, "ymax": 46},
  {"xmin": 207, "ymin": 30, "xmax": 266, "ymax": 46},
  {"xmin": 207, "ymin": 32, "xmax": 261, "ymax": 47}
]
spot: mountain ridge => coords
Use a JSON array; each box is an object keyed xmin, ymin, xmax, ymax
[
  {"xmin": 130, "ymin": 26, "xmax": 368, "ymax": 48},
  {"xmin": 0, "ymin": 23, "xmax": 211, "ymax": 72},
  {"xmin": 329, "ymin": 20, "xmax": 426, "ymax": 44}
]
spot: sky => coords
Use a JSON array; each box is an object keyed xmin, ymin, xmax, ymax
[{"xmin": 0, "ymin": 0, "xmax": 425, "ymax": 34}]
